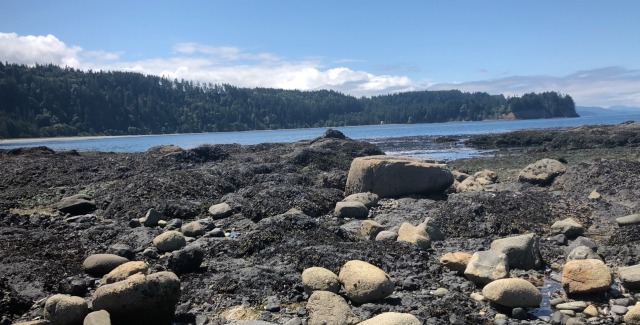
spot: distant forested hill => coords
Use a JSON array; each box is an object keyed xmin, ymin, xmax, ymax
[{"xmin": 0, "ymin": 63, "xmax": 578, "ymax": 138}]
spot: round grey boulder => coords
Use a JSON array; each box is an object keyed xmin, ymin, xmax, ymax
[
  {"xmin": 104, "ymin": 261, "xmax": 149, "ymax": 284},
  {"xmin": 44, "ymin": 294, "xmax": 88, "ymax": 325},
  {"xmin": 167, "ymin": 244, "xmax": 205, "ymax": 274},
  {"xmin": 482, "ymin": 278, "xmax": 542, "ymax": 308},
  {"xmin": 181, "ymin": 220, "xmax": 206, "ymax": 237},
  {"xmin": 82, "ymin": 254, "xmax": 129, "ymax": 276},
  {"xmin": 153, "ymin": 230, "xmax": 186, "ymax": 252},
  {"xmin": 208, "ymin": 202, "xmax": 234, "ymax": 219},
  {"xmin": 301, "ymin": 267, "xmax": 340, "ymax": 295},
  {"xmin": 307, "ymin": 291, "xmax": 357, "ymax": 325},
  {"xmin": 338, "ymin": 260, "xmax": 394, "ymax": 304},
  {"xmin": 83, "ymin": 310, "xmax": 111, "ymax": 325}
]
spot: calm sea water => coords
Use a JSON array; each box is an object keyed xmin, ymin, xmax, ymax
[{"xmin": 1, "ymin": 114, "xmax": 638, "ymax": 160}]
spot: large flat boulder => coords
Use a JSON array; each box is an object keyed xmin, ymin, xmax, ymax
[{"xmin": 344, "ymin": 156, "xmax": 453, "ymax": 198}]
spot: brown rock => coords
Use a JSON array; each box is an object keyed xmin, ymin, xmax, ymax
[{"xmin": 562, "ymin": 259, "xmax": 612, "ymax": 294}]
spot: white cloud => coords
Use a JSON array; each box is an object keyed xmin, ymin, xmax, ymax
[
  {"xmin": 0, "ymin": 32, "xmax": 82, "ymax": 67},
  {"xmin": 1, "ymin": 32, "xmax": 639, "ymax": 107},
  {"xmin": 426, "ymin": 67, "xmax": 640, "ymax": 107}
]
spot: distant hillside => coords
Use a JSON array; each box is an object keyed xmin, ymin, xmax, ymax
[
  {"xmin": 0, "ymin": 63, "xmax": 577, "ymax": 138},
  {"xmin": 577, "ymin": 106, "xmax": 640, "ymax": 116}
]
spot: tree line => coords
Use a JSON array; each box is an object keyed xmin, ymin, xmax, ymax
[{"xmin": 0, "ymin": 63, "xmax": 578, "ymax": 138}]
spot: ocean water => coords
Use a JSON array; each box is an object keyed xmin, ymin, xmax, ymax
[{"xmin": 1, "ymin": 114, "xmax": 638, "ymax": 160}]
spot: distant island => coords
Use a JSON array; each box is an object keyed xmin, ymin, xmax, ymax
[{"xmin": 0, "ymin": 63, "xmax": 578, "ymax": 139}]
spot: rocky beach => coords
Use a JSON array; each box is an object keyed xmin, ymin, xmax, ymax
[{"xmin": 1, "ymin": 121, "xmax": 640, "ymax": 325}]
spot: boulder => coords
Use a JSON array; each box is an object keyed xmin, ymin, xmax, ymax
[
  {"xmin": 481, "ymin": 278, "xmax": 542, "ymax": 308},
  {"xmin": 464, "ymin": 251, "xmax": 509, "ymax": 285},
  {"xmin": 457, "ymin": 177, "xmax": 485, "ymax": 192},
  {"xmin": 107, "ymin": 243, "xmax": 135, "ymax": 260},
  {"xmin": 307, "ymin": 291, "xmax": 358, "ymax": 325},
  {"xmin": 181, "ymin": 220, "xmax": 206, "ymax": 237},
  {"xmin": 562, "ymin": 259, "xmax": 612, "ymax": 294},
  {"xmin": 475, "ymin": 169, "xmax": 498, "ymax": 183},
  {"xmin": 153, "ymin": 230, "xmax": 186, "ymax": 252},
  {"xmin": 208, "ymin": 202, "xmax": 234, "ymax": 219},
  {"xmin": 566, "ymin": 246, "xmax": 601, "ymax": 261},
  {"xmin": 397, "ymin": 222, "xmax": 431, "ymax": 250},
  {"xmin": 360, "ymin": 220, "xmax": 384, "ymax": 240},
  {"xmin": 344, "ymin": 156, "xmax": 453, "ymax": 198},
  {"xmin": 44, "ymin": 294, "xmax": 88, "ymax": 325},
  {"xmin": 625, "ymin": 304, "xmax": 640, "ymax": 324},
  {"xmin": 375, "ymin": 230, "xmax": 398, "ymax": 242},
  {"xmin": 451, "ymin": 170, "xmax": 469, "ymax": 182},
  {"xmin": 92, "ymin": 271, "xmax": 181, "ymax": 325},
  {"xmin": 421, "ymin": 217, "xmax": 444, "ymax": 241},
  {"xmin": 618, "ymin": 265, "xmax": 640, "ymax": 289},
  {"xmin": 104, "ymin": 261, "xmax": 149, "ymax": 284},
  {"xmin": 83, "ymin": 310, "xmax": 111, "ymax": 325},
  {"xmin": 490, "ymin": 233, "xmax": 541, "ymax": 270},
  {"xmin": 342, "ymin": 192, "xmax": 379, "ymax": 209},
  {"xmin": 518, "ymin": 158, "xmax": 566, "ymax": 186},
  {"xmin": 57, "ymin": 194, "xmax": 96, "ymax": 215},
  {"xmin": 616, "ymin": 213, "xmax": 640, "ymax": 226},
  {"xmin": 551, "ymin": 218, "xmax": 585, "ymax": 238},
  {"xmin": 565, "ymin": 236, "xmax": 598, "ymax": 256},
  {"xmin": 167, "ymin": 244, "xmax": 205, "ymax": 274},
  {"xmin": 357, "ymin": 312, "xmax": 420, "ymax": 325},
  {"xmin": 142, "ymin": 208, "xmax": 162, "ymax": 227},
  {"xmin": 339, "ymin": 260, "xmax": 394, "ymax": 304},
  {"xmin": 301, "ymin": 267, "xmax": 340, "ymax": 295},
  {"xmin": 439, "ymin": 252, "xmax": 472, "ymax": 274},
  {"xmin": 334, "ymin": 201, "xmax": 369, "ymax": 219},
  {"xmin": 82, "ymin": 254, "xmax": 129, "ymax": 276}
]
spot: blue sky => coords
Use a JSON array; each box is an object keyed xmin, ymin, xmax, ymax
[{"xmin": 1, "ymin": 0, "xmax": 639, "ymax": 107}]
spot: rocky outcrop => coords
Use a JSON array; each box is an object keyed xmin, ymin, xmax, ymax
[{"xmin": 344, "ymin": 156, "xmax": 453, "ymax": 198}]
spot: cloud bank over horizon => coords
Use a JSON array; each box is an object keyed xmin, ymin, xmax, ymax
[{"xmin": 1, "ymin": 32, "xmax": 639, "ymax": 108}]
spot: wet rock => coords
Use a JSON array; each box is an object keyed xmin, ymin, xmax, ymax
[
  {"xmin": 301, "ymin": 267, "xmax": 340, "ymax": 295},
  {"xmin": 57, "ymin": 194, "xmax": 96, "ymax": 215},
  {"xmin": 482, "ymin": 278, "xmax": 541, "ymax": 308},
  {"xmin": 551, "ymin": 218, "xmax": 585, "ymax": 238},
  {"xmin": 83, "ymin": 254, "xmax": 129, "ymax": 277},
  {"xmin": 334, "ymin": 201, "xmax": 369, "ymax": 219},
  {"xmin": 153, "ymin": 230, "xmax": 186, "ymax": 252},
  {"xmin": 357, "ymin": 312, "xmax": 420, "ymax": 325},
  {"xmin": 344, "ymin": 155, "xmax": 453, "ymax": 198},
  {"xmin": 562, "ymin": 259, "xmax": 612, "ymax": 294},
  {"xmin": 518, "ymin": 158, "xmax": 566, "ymax": 186},
  {"xmin": 464, "ymin": 251, "xmax": 509, "ymax": 285},
  {"xmin": 84, "ymin": 310, "xmax": 111, "ymax": 325},
  {"xmin": 104, "ymin": 261, "xmax": 149, "ymax": 284},
  {"xmin": 44, "ymin": 294, "xmax": 88, "ymax": 325},
  {"xmin": 338, "ymin": 260, "xmax": 394, "ymax": 304},
  {"xmin": 489, "ymin": 233, "xmax": 541, "ymax": 270},
  {"xmin": 208, "ymin": 202, "xmax": 234, "ymax": 219},
  {"xmin": 566, "ymin": 246, "xmax": 601, "ymax": 261},
  {"xmin": 92, "ymin": 271, "xmax": 181, "ymax": 325},
  {"xmin": 142, "ymin": 247, "xmax": 159, "ymax": 259},
  {"xmin": 618, "ymin": 264, "xmax": 640, "ymax": 289},
  {"xmin": 142, "ymin": 208, "xmax": 162, "ymax": 227},
  {"xmin": 360, "ymin": 220, "xmax": 384, "ymax": 240},
  {"xmin": 167, "ymin": 244, "xmax": 204, "ymax": 275},
  {"xmin": 397, "ymin": 222, "xmax": 431, "ymax": 250},
  {"xmin": 616, "ymin": 213, "xmax": 640, "ymax": 226},
  {"xmin": 307, "ymin": 291, "xmax": 358, "ymax": 325},
  {"xmin": 342, "ymin": 192, "xmax": 379, "ymax": 209}
]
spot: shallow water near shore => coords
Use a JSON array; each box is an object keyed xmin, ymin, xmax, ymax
[{"xmin": 0, "ymin": 114, "xmax": 638, "ymax": 159}]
